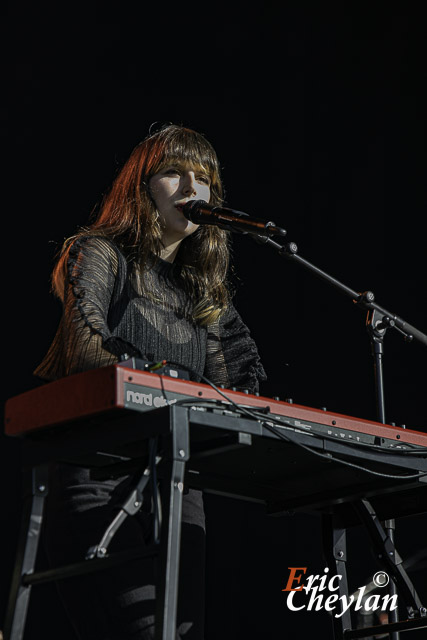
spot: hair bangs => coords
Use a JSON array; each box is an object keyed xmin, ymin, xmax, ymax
[{"xmin": 146, "ymin": 126, "xmax": 220, "ymax": 181}]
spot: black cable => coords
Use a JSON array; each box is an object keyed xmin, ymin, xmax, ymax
[
  {"xmin": 260, "ymin": 420, "xmax": 427, "ymax": 480},
  {"xmin": 177, "ymin": 397, "xmax": 427, "ymax": 456},
  {"xmin": 178, "ymin": 397, "xmax": 427, "ymax": 480},
  {"xmin": 163, "ymin": 364, "xmax": 427, "ymax": 482}
]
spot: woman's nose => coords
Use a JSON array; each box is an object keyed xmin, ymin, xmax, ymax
[{"xmin": 181, "ymin": 172, "xmax": 197, "ymax": 196}]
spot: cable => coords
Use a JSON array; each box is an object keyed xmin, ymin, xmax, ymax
[
  {"xmin": 179, "ymin": 398, "xmax": 427, "ymax": 480},
  {"xmin": 177, "ymin": 397, "xmax": 427, "ymax": 456},
  {"xmin": 162, "ymin": 363, "xmax": 427, "ymax": 482},
  {"xmin": 260, "ymin": 420, "xmax": 427, "ymax": 480}
]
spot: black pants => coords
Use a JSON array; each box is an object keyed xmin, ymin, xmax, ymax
[{"xmin": 43, "ymin": 464, "xmax": 206, "ymax": 639}]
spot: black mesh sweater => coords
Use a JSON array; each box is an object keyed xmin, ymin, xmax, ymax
[{"xmin": 34, "ymin": 235, "xmax": 267, "ymax": 392}]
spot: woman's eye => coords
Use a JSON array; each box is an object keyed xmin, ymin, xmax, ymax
[{"xmin": 197, "ymin": 175, "xmax": 211, "ymax": 185}]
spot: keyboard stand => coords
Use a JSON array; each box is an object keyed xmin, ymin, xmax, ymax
[
  {"xmin": 322, "ymin": 499, "xmax": 427, "ymax": 639},
  {"xmin": 3, "ymin": 405, "xmax": 190, "ymax": 640},
  {"xmin": 4, "ymin": 397, "xmax": 427, "ymax": 640}
]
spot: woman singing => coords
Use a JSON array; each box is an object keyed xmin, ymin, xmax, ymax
[{"xmin": 35, "ymin": 123, "xmax": 266, "ymax": 639}]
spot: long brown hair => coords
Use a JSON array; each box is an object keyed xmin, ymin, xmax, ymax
[{"xmin": 52, "ymin": 124, "xmax": 232, "ymax": 325}]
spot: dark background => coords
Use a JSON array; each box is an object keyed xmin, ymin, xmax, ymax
[{"xmin": 3, "ymin": 7, "xmax": 427, "ymax": 638}]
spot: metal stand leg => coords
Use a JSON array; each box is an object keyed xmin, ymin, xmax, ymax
[
  {"xmin": 328, "ymin": 499, "xmax": 427, "ymax": 639},
  {"xmin": 353, "ymin": 499, "xmax": 425, "ymax": 616},
  {"xmin": 155, "ymin": 405, "xmax": 190, "ymax": 640},
  {"xmin": 322, "ymin": 513, "xmax": 351, "ymax": 639},
  {"xmin": 3, "ymin": 466, "xmax": 49, "ymax": 640},
  {"xmin": 385, "ymin": 518, "xmax": 400, "ymax": 640}
]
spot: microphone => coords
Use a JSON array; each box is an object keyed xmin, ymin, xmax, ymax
[{"xmin": 177, "ymin": 200, "xmax": 287, "ymax": 237}]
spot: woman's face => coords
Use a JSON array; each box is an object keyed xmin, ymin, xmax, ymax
[{"xmin": 149, "ymin": 162, "xmax": 211, "ymax": 247}]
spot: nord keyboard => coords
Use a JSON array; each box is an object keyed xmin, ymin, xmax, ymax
[
  {"xmin": 4, "ymin": 362, "xmax": 427, "ymax": 452},
  {"xmin": 4, "ymin": 361, "xmax": 427, "ymax": 521},
  {"xmin": 5, "ymin": 364, "xmax": 427, "ymax": 640}
]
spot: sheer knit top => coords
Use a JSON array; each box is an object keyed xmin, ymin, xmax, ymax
[{"xmin": 34, "ymin": 235, "xmax": 267, "ymax": 393}]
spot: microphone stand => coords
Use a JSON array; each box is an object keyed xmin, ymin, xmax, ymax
[{"xmin": 251, "ymin": 232, "xmax": 427, "ymax": 639}]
